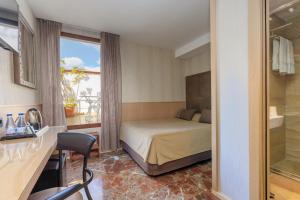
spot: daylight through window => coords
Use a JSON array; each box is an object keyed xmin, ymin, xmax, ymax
[{"xmin": 60, "ymin": 35, "xmax": 101, "ymax": 127}]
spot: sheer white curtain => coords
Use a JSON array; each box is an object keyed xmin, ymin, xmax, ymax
[
  {"xmin": 100, "ymin": 32, "xmax": 122, "ymax": 152},
  {"xmin": 36, "ymin": 19, "xmax": 66, "ymax": 126}
]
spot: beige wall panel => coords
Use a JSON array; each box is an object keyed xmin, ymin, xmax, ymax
[
  {"xmin": 269, "ymin": 68, "xmax": 286, "ymax": 164},
  {"xmin": 285, "ymin": 38, "xmax": 300, "ymax": 162},
  {"xmin": 122, "ymin": 101, "xmax": 185, "ymax": 121},
  {"xmin": 0, "ymin": 104, "xmax": 41, "ymax": 120},
  {"xmin": 120, "ymin": 40, "xmax": 185, "ymax": 103},
  {"xmin": 270, "ymin": 127, "xmax": 286, "ymax": 164}
]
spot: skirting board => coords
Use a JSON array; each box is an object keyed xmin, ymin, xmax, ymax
[{"xmin": 212, "ymin": 190, "xmax": 231, "ymax": 200}]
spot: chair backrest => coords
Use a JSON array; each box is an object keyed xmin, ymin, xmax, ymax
[
  {"xmin": 56, "ymin": 132, "xmax": 96, "ymax": 200},
  {"xmin": 57, "ymin": 132, "xmax": 96, "ymax": 157}
]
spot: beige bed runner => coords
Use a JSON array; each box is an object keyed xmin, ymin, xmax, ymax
[{"xmin": 120, "ymin": 118, "xmax": 211, "ymax": 165}]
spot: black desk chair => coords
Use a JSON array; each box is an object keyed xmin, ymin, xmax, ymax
[{"xmin": 29, "ymin": 132, "xmax": 96, "ymax": 200}]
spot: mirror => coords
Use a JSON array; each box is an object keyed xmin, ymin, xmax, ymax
[
  {"xmin": 0, "ymin": 0, "xmax": 36, "ymax": 89},
  {"xmin": 14, "ymin": 14, "xmax": 36, "ymax": 88},
  {"xmin": 0, "ymin": 0, "xmax": 18, "ymax": 52}
]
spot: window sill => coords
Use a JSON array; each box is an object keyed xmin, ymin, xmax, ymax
[{"xmin": 67, "ymin": 123, "xmax": 101, "ymax": 130}]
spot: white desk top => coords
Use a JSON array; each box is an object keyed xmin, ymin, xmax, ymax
[{"xmin": 0, "ymin": 126, "xmax": 65, "ymax": 200}]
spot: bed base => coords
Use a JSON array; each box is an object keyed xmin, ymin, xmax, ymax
[{"xmin": 121, "ymin": 141, "xmax": 211, "ymax": 176}]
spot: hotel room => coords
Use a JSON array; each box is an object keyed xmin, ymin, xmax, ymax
[
  {"xmin": 0, "ymin": 0, "xmax": 215, "ymax": 199},
  {"xmin": 0, "ymin": 0, "xmax": 296, "ymax": 200}
]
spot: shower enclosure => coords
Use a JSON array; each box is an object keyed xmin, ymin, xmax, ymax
[{"xmin": 269, "ymin": 0, "xmax": 300, "ymax": 180}]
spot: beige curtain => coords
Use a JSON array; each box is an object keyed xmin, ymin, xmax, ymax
[
  {"xmin": 36, "ymin": 19, "xmax": 66, "ymax": 126},
  {"xmin": 100, "ymin": 32, "xmax": 122, "ymax": 152}
]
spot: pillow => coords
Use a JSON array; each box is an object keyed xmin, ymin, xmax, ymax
[
  {"xmin": 180, "ymin": 109, "xmax": 197, "ymax": 121},
  {"xmin": 192, "ymin": 113, "xmax": 202, "ymax": 122},
  {"xmin": 175, "ymin": 109, "xmax": 184, "ymax": 118},
  {"xmin": 199, "ymin": 109, "xmax": 211, "ymax": 124}
]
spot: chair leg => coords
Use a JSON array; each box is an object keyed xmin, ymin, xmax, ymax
[
  {"xmin": 84, "ymin": 185, "xmax": 93, "ymax": 200},
  {"xmin": 59, "ymin": 150, "xmax": 63, "ymax": 187}
]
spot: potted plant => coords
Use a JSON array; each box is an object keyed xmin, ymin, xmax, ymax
[
  {"xmin": 64, "ymin": 98, "xmax": 77, "ymax": 118},
  {"xmin": 60, "ymin": 61, "xmax": 89, "ymax": 118}
]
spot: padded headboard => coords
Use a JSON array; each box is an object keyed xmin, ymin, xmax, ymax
[{"xmin": 186, "ymin": 71, "xmax": 211, "ymax": 112}]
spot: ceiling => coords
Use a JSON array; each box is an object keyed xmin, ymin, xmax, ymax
[
  {"xmin": 270, "ymin": 0, "xmax": 295, "ymax": 12},
  {"xmin": 270, "ymin": 0, "xmax": 300, "ymax": 40},
  {"xmin": 26, "ymin": 0, "xmax": 209, "ymax": 49}
]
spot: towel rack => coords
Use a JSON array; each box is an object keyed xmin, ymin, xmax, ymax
[
  {"xmin": 271, "ymin": 23, "xmax": 293, "ymax": 32},
  {"xmin": 270, "ymin": 35, "xmax": 280, "ymax": 39}
]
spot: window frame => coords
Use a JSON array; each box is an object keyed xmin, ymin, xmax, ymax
[{"xmin": 60, "ymin": 32, "xmax": 101, "ymax": 130}]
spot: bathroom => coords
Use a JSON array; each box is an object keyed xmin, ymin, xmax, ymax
[{"xmin": 269, "ymin": 0, "xmax": 300, "ymax": 198}]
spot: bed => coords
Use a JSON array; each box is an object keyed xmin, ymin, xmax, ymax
[
  {"xmin": 120, "ymin": 118, "xmax": 211, "ymax": 176},
  {"xmin": 121, "ymin": 71, "xmax": 211, "ymax": 176}
]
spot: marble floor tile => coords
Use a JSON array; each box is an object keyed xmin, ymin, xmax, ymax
[{"xmin": 65, "ymin": 151, "xmax": 219, "ymax": 200}]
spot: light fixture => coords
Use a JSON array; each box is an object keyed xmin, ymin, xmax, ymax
[{"xmin": 289, "ymin": 7, "xmax": 294, "ymax": 13}]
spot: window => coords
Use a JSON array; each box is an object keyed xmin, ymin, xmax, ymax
[{"xmin": 60, "ymin": 33, "xmax": 101, "ymax": 128}]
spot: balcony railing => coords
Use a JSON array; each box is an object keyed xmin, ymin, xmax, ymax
[
  {"xmin": 62, "ymin": 69, "xmax": 101, "ymax": 126},
  {"xmin": 77, "ymin": 95, "xmax": 101, "ymax": 123}
]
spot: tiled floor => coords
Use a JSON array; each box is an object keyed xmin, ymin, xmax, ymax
[
  {"xmin": 270, "ymin": 173, "xmax": 300, "ymax": 200},
  {"xmin": 65, "ymin": 151, "xmax": 219, "ymax": 200},
  {"xmin": 272, "ymin": 159, "xmax": 300, "ymax": 179}
]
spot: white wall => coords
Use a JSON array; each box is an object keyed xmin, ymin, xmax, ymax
[
  {"xmin": 0, "ymin": 0, "xmax": 39, "ymax": 106},
  {"xmin": 121, "ymin": 40, "xmax": 185, "ymax": 103},
  {"xmin": 182, "ymin": 45, "xmax": 211, "ymax": 77},
  {"xmin": 16, "ymin": 0, "xmax": 36, "ymax": 30},
  {"xmin": 62, "ymin": 24, "xmax": 100, "ymax": 39},
  {"xmin": 0, "ymin": 48, "xmax": 39, "ymax": 105},
  {"xmin": 216, "ymin": 0, "xmax": 250, "ymax": 200}
]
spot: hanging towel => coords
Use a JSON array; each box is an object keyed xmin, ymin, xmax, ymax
[
  {"xmin": 287, "ymin": 39, "xmax": 295, "ymax": 74},
  {"xmin": 279, "ymin": 37, "xmax": 288, "ymax": 74},
  {"xmin": 278, "ymin": 37, "xmax": 295, "ymax": 75},
  {"xmin": 272, "ymin": 39, "xmax": 280, "ymax": 71}
]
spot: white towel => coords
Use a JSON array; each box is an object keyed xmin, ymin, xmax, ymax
[
  {"xmin": 272, "ymin": 39, "xmax": 279, "ymax": 71},
  {"xmin": 287, "ymin": 39, "xmax": 295, "ymax": 74},
  {"xmin": 278, "ymin": 37, "xmax": 295, "ymax": 75}
]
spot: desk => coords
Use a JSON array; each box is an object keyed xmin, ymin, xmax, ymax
[{"xmin": 0, "ymin": 126, "xmax": 65, "ymax": 200}]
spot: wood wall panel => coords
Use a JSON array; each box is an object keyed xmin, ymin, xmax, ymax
[
  {"xmin": 249, "ymin": 0, "xmax": 266, "ymax": 199},
  {"xmin": 269, "ymin": 69, "xmax": 286, "ymax": 164},
  {"xmin": 285, "ymin": 38, "xmax": 300, "ymax": 162},
  {"xmin": 0, "ymin": 104, "xmax": 41, "ymax": 119},
  {"xmin": 122, "ymin": 102, "xmax": 185, "ymax": 121}
]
